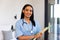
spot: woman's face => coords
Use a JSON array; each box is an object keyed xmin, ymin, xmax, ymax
[{"xmin": 23, "ymin": 6, "xmax": 32, "ymax": 18}]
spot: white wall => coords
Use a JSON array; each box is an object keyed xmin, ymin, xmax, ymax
[
  {"xmin": 0, "ymin": 0, "xmax": 44, "ymax": 30},
  {"xmin": 0, "ymin": 0, "xmax": 18, "ymax": 25}
]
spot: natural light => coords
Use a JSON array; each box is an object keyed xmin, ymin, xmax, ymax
[{"xmin": 54, "ymin": 4, "xmax": 60, "ymax": 18}]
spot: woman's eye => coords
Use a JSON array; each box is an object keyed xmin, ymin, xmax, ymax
[
  {"xmin": 25, "ymin": 9, "xmax": 28, "ymax": 11},
  {"xmin": 30, "ymin": 10, "xmax": 32, "ymax": 12},
  {"xmin": 25, "ymin": 9, "xmax": 32, "ymax": 12}
]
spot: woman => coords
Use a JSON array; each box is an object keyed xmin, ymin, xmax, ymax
[{"xmin": 15, "ymin": 4, "xmax": 42, "ymax": 40}]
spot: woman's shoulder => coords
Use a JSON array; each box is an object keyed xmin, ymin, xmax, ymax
[
  {"xmin": 16, "ymin": 19, "xmax": 23, "ymax": 24},
  {"xmin": 34, "ymin": 20, "xmax": 40, "ymax": 26},
  {"xmin": 34, "ymin": 20, "xmax": 39, "ymax": 23}
]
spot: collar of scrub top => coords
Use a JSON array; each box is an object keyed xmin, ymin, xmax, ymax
[
  {"xmin": 22, "ymin": 19, "xmax": 33, "ymax": 34},
  {"xmin": 22, "ymin": 19, "xmax": 27, "ymax": 25}
]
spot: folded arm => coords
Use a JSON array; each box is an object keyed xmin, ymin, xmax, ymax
[{"xmin": 18, "ymin": 35, "xmax": 34, "ymax": 40}]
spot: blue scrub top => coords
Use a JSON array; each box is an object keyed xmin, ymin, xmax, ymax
[{"xmin": 15, "ymin": 19, "xmax": 41, "ymax": 39}]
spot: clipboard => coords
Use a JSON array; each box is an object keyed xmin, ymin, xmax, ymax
[
  {"xmin": 41, "ymin": 26, "xmax": 50, "ymax": 34},
  {"xmin": 33, "ymin": 26, "xmax": 51, "ymax": 40}
]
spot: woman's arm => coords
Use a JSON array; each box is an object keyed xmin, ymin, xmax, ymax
[
  {"xmin": 18, "ymin": 35, "xmax": 34, "ymax": 40},
  {"xmin": 17, "ymin": 32, "xmax": 42, "ymax": 40}
]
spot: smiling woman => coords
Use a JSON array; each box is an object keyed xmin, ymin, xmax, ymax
[{"xmin": 15, "ymin": 4, "xmax": 43, "ymax": 40}]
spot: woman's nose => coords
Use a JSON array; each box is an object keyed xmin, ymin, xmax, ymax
[{"xmin": 27, "ymin": 10, "xmax": 31, "ymax": 13}]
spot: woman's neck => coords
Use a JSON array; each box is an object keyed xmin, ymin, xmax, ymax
[{"xmin": 24, "ymin": 17, "xmax": 30, "ymax": 24}]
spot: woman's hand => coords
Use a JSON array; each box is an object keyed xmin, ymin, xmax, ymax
[{"xmin": 34, "ymin": 32, "xmax": 42, "ymax": 39}]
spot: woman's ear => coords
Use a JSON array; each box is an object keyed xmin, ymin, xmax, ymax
[{"xmin": 23, "ymin": 10, "xmax": 24, "ymax": 13}]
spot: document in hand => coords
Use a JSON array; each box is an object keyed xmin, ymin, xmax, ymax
[
  {"xmin": 41, "ymin": 26, "xmax": 50, "ymax": 34},
  {"xmin": 33, "ymin": 26, "xmax": 51, "ymax": 40}
]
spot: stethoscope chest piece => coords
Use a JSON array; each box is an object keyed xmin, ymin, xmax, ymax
[{"xmin": 31, "ymin": 31, "xmax": 33, "ymax": 33}]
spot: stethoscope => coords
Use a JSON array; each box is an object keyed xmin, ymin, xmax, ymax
[{"xmin": 22, "ymin": 19, "xmax": 33, "ymax": 34}]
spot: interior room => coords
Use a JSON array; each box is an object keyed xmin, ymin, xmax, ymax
[
  {"xmin": 0, "ymin": 0, "xmax": 44, "ymax": 40},
  {"xmin": 0, "ymin": 0, "xmax": 60, "ymax": 40}
]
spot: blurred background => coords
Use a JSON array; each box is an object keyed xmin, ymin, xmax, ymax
[{"xmin": 0, "ymin": 0, "xmax": 60, "ymax": 40}]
